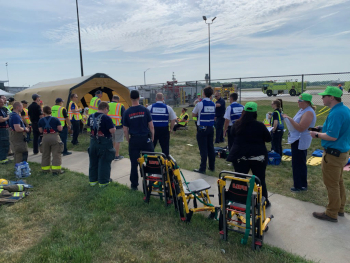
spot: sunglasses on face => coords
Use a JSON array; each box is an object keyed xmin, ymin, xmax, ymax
[
  {"xmin": 322, "ymin": 95, "xmax": 329, "ymax": 99},
  {"xmin": 298, "ymin": 99, "xmax": 304, "ymax": 102}
]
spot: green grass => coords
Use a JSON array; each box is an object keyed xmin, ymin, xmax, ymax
[
  {"xmin": 28, "ymin": 100, "xmax": 350, "ymax": 214},
  {"xmin": 0, "ymin": 163, "xmax": 311, "ymax": 263}
]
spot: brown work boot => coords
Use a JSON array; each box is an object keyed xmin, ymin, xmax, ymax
[{"xmin": 312, "ymin": 212, "xmax": 337, "ymax": 223}]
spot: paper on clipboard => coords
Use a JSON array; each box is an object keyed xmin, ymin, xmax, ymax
[{"xmin": 284, "ymin": 118, "xmax": 296, "ymax": 132}]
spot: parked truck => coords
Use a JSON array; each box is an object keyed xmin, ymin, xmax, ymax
[{"xmin": 261, "ymin": 81, "xmax": 307, "ymax": 97}]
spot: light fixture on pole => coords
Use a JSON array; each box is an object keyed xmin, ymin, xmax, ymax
[
  {"xmin": 144, "ymin": 68, "xmax": 150, "ymax": 85},
  {"xmin": 5, "ymin": 62, "xmax": 9, "ymax": 87},
  {"xmin": 76, "ymin": 0, "xmax": 84, "ymax": 76},
  {"xmin": 202, "ymin": 16, "xmax": 216, "ymax": 86}
]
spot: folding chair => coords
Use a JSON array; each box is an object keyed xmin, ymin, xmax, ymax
[
  {"xmin": 137, "ymin": 151, "xmax": 173, "ymax": 206},
  {"xmin": 217, "ymin": 171, "xmax": 273, "ymax": 250},
  {"xmin": 167, "ymin": 155, "xmax": 217, "ymax": 222}
]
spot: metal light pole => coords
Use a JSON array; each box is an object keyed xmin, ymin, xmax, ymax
[
  {"xmin": 202, "ymin": 16, "xmax": 216, "ymax": 86},
  {"xmin": 5, "ymin": 62, "xmax": 9, "ymax": 87},
  {"xmin": 76, "ymin": 0, "xmax": 84, "ymax": 76},
  {"xmin": 144, "ymin": 68, "xmax": 150, "ymax": 85}
]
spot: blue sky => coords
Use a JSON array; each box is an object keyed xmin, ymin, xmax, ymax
[{"xmin": 0, "ymin": 0, "xmax": 349, "ymax": 87}]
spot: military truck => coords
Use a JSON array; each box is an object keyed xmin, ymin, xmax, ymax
[{"xmin": 261, "ymin": 81, "xmax": 306, "ymax": 97}]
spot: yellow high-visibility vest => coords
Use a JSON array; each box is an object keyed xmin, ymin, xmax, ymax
[
  {"xmin": 68, "ymin": 101, "xmax": 82, "ymax": 120},
  {"xmin": 23, "ymin": 108, "xmax": 31, "ymax": 125},
  {"xmin": 178, "ymin": 113, "xmax": 189, "ymax": 126},
  {"xmin": 108, "ymin": 102, "xmax": 123, "ymax": 126},
  {"xmin": 88, "ymin": 97, "xmax": 100, "ymax": 115},
  {"xmin": 9, "ymin": 105, "xmax": 13, "ymax": 111},
  {"xmin": 51, "ymin": 105, "xmax": 66, "ymax": 126}
]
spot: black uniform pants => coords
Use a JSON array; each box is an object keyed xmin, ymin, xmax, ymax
[
  {"xmin": 59, "ymin": 126, "xmax": 68, "ymax": 153},
  {"xmin": 227, "ymin": 127, "xmax": 233, "ymax": 151},
  {"xmin": 271, "ymin": 130, "xmax": 283, "ymax": 156},
  {"xmin": 0, "ymin": 128, "xmax": 10, "ymax": 163},
  {"xmin": 153, "ymin": 126, "xmax": 170, "ymax": 156},
  {"xmin": 196, "ymin": 126, "xmax": 215, "ymax": 172},
  {"xmin": 88, "ymin": 137, "xmax": 115, "ymax": 185},
  {"xmin": 232, "ymin": 157, "xmax": 268, "ymax": 201},
  {"xmin": 291, "ymin": 140, "xmax": 308, "ymax": 189},
  {"xmin": 31, "ymin": 122, "xmax": 41, "ymax": 154},
  {"xmin": 129, "ymin": 135, "xmax": 154, "ymax": 188},
  {"xmin": 214, "ymin": 117, "xmax": 225, "ymax": 143},
  {"xmin": 71, "ymin": 119, "xmax": 80, "ymax": 144}
]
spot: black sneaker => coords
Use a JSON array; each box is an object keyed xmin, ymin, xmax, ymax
[
  {"xmin": 114, "ymin": 156, "xmax": 124, "ymax": 161},
  {"xmin": 290, "ymin": 187, "xmax": 301, "ymax": 192},
  {"xmin": 193, "ymin": 169, "xmax": 206, "ymax": 174},
  {"xmin": 300, "ymin": 187, "xmax": 308, "ymax": 191},
  {"xmin": 131, "ymin": 185, "xmax": 137, "ymax": 191},
  {"xmin": 265, "ymin": 200, "xmax": 271, "ymax": 208},
  {"xmin": 62, "ymin": 152, "xmax": 72, "ymax": 156}
]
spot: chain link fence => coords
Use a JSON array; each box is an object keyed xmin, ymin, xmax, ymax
[{"xmin": 130, "ymin": 72, "xmax": 350, "ymax": 107}]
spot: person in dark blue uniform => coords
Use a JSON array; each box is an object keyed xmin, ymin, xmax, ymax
[
  {"xmin": 87, "ymin": 102, "xmax": 116, "ymax": 187},
  {"xmin": 214, "ymin": 92, "xmax": 226, "ymax": 143},
  {"xmin": 0, "ymin": 96, "xmax": 10, "ymax": 164},
  {"xmin": 123, "ymin": 90, "xmax": 155, "ymax": 190},
  {"xmin": 192, "ymin": 86, "xmax": 216, "ymax": 174},
  {"xmin": 147, "ymin": 93, "xmax": 176, "ymax": 156}
]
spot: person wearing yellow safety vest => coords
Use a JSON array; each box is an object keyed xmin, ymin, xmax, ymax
[
  {"xmin": 173, "ymin": 108, "xmax": 189, "ymax": 131},
  {"xmin": 108, "ymin": 95, "xmax": 125, "ymax": 160},
  {"xmin": 38, "ymin": 106, "xmax": 64, "ymax": 175},
  {"xmin": 68, "ymin": 93, "xmax": 82, "ymax": 145},
  {"xmin": 88, "ymin": 90, "xmax": 103, "ymax": 115},
  {"xmin": 7, "ymin": 97, "xmax": 15, "ymax": 112},
  {"xmin": 52, "ymin": 98, "xmax": 72, "ymax": 156},
  {"xmin": 270, "ymin": 100, "xmax": 284, "ymax": 156}
]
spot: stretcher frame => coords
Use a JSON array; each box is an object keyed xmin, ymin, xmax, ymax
[{"xmin": 217, "ymin": 171, "xmax": 273, "ymax": 250}]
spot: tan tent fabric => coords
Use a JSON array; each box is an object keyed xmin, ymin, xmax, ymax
[{"xmin": 15, "ymin": 73, "xmax": 131, "ymax": 109}]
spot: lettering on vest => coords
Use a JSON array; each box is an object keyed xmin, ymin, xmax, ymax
[
  {"xmin": 152, "ymin": 107, "xmax": 166, "ymax": 114},
  {"xmin": 204, "ymin": 106, "xmax": 215, "ymax": 112}
]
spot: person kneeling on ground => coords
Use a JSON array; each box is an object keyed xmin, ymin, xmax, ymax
[
  {"xmin": 87, "ymin": 102, "xmax": 116, "ymax": 187},
  {"xmin": 173, "ymin": 108, "xmax": 189, "ymax": 131}
]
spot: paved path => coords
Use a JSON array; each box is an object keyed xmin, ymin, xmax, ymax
[{"xmin": 27, "ymin": 150, "xmax": 350, "ymax": 263}]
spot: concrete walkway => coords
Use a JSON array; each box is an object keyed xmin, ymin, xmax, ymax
[{"xmin": 26, "ymin": 150, "xmax": 350, "ymax": 263}]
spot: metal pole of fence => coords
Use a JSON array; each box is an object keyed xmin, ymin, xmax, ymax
[
  {"xmin": 301, "ymin": 74, "xmax": 304, "ymax": 93},
  {"xmin": 196, "ymin": 81, "xmax": 198, "ymax": 97},
  {"xmin": 239, "ymin": 78, "xmax": 242, "ymax": 104}
]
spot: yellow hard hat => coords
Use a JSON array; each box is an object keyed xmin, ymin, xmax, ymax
[{"xmin": 0, "ymin": 179, "xmax": 8, "ymax": 185}]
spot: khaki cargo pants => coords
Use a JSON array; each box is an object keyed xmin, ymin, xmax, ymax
[
  {"xmin": 40, "ymin": 133, "xmax": 63, "ymax": 172},
  {"xmin": 322, "ymin": 151, "xmax": 349, "ymax": 219},
  {"xmin": 9, "ymin": 130, "xmax": 28, "ymax": 164}
]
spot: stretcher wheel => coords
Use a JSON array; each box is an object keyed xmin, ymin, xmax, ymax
[{"xmin": 264, "ymin": 225, "xmax": 269, "ymax": 232}]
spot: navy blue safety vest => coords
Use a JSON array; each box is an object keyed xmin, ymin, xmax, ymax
[
  {"xmin": 230, "ymin": 102, "xmax": 244, "ymax": 124},
  {"xmin": 150, "ymin": 103, "xmax": 169, "ymax": 127},
  {"xmin": 199, "ymin": 100, "xmax": 215, "ymax": 126}
]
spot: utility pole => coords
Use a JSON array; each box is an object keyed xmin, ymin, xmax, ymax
[
  {"xmin": 5, "ymin": 62, "xmax": 9, "ymax": 87},
  {"xmin": 76, "ymin": 0, "xmax": 84, "ymax": 76}
]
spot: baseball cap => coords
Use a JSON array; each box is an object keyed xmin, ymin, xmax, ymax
[
  {"xmin": 32, "ymin": 94, "xmax": 40, "ymax": 100},
  {"xmin": 299, "ymin": 93, "xmax": 313, "ymax": 105},
  {"xmin": 8, "ymin": 97, "xmax": 14, "ymax": 102},
  {"xmin": 130, "ymin": 90, "xmax": 140, "ymax": 99},
  {"xmin": 21, "ymin": 100, "xmax": 28, "ymax": 104},
  {"xmin": 95, "ymin": 90, "xmax": 102, "ymax": 95},
  {"xmin": 55, "ymin": 98, "xmax": 64, "ymax": 103},
  {"xmin": 244, "ymin": 102, "xmax": 257, "ymax": 112},
  {"xmin": 318, "ymin": 86, "xmax": 343, "ymax": 98},
  {"xmin": 197, "ymin": 93, "xmax": 201, "ymax": 96}
]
